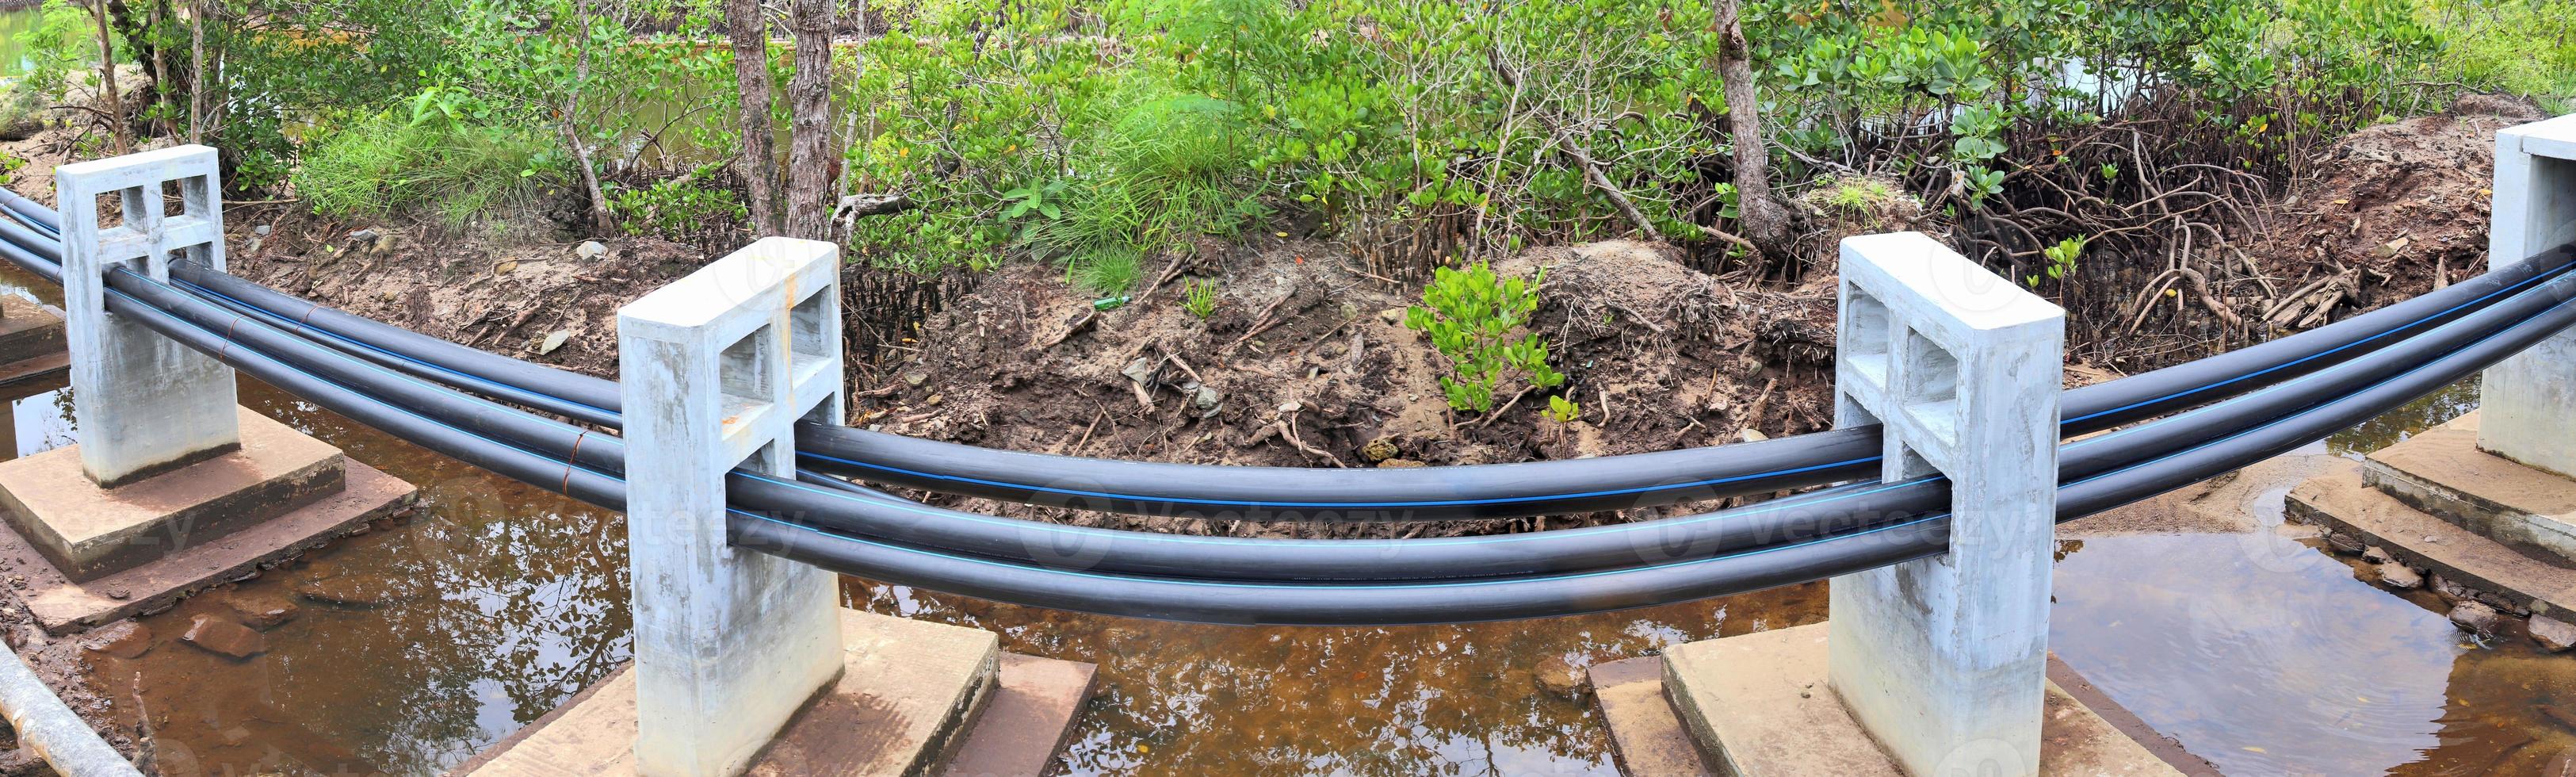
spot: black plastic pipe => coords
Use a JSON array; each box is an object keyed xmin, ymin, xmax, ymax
[
  {"xmin": 15, "ymin": 228, "xmax": 2576, "ymax": 623},
  {"xmin": 741, "ymin": 274, "xmax": 2576, "ymax": 624}
]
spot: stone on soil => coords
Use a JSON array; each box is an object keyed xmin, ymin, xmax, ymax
[
  {"xmin": 181, "ymin": 614, "xmax": 266, "ymax": 660},
  {"xmin": 2532, "ymin": 615, "xmax": 2576, "ymax": 653},
  {"xmin": 1535, "ymin": 655, "xmax": 1588, "ymax": 696},
  {"xmin": 2375, "ymin": 563, "xmax": 2422, "ymax": 589},
  {"xmin": 225, "ymin": 591, "xmax": 302, "ymax": 630},
  {"xmin": 2449, "ymin": 602, "xmax": 2502, "ymax": 636},
  {"xmin": 86, "ymin": 622, "xmax": 151, "ymax": 660}
]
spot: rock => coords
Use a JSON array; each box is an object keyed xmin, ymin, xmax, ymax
[
  {"xmin": 296, "ymin": 574, "xmax": 417, "ymax": 608},
  {"xmin": 1359, "ymin": 436, "xmax": 1401, "ymax": 463},
  {"xmin": 2432, "ymin": 575, "xmax": 2477, "ymax": 604},
  {"xmin": 346, "ymin": 228, "xmax": 380, "ymax": 246},
  {"xmin": 252, "ymin": 224, "xmax": 273, "ymax": 237},
  {"xmin": 85, "ymin": 622, "xmax": 151, "ymax": 660},
  {"xmin": 181, "ymin": 614, "xmax": 266, "ymax": 660},
  {"xmin": 2360, "ymin": 545, "xmax": 2391, "ymax": 564},
  {"xmin": 1737, "ymin": 428, "xmax": 1769, "ymax": 443},
  {"xmin": 1535, "ymin": 655, "xmax": 1588, "ymax": 696},
  {"xmin": 2375, "ymin": 563, "xmax": 2422, "ymax": 590},
  {"xmin": 1378, "ymin": 308, "xmax": 1406, "ymax": 325},
  {"xmin": 536, "ymin": 329, "xmax": 572, "ymax": 355},
  {"xmin": 1192, "ymin": 385, "xmax": 1221, "ymax": 417},
  {"xmin": 2324, "ymin": 532, "xmax": 2364, "ymax": 554},
  {"xmin": 1277, "ymin": 400, "xmax": 1302, "ymax": 414},
  {"xmin": 2532, "ymin": 615, "xmax": 2576, "ymax": 653},
  {"xmin": 1378, "ymin": 458, "xmax": 1428, "ymax": 469},
  {"xmin": 225, "ymin": 592, "xmax": 301, "ymax": 630},
  {"xmin": 2449, "ymin": 602, "xmax": 2502, "ymax": 636},
  {"xmin": 575, "ymin": 240, "xmax": 610, "ymax": 260},
  {"xmin": 1122, "ymin": 358, "xmax": 1157, "ymax": 385},
  {"xmin": 901, "ymin": 370, "xmax": 930, "ymax": 387}
]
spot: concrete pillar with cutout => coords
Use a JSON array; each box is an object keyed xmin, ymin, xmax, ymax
[
  {"xmin": 618, "ymin": 236, "xmax": 854, "ymax": 775},
  {"xmin": 1654, "ymin": 232, "xmax": 2179, "ymax": 777},
  {"xmin": 461, "ymin": 237, "xmax": 1096, "ymax": 777},
  {"xmin": 2480, "ymin": 113, "xmax": 2576, "ymax": 479},
  {"xmin": 0, "ymin": 145, "xmax": 415, "ymax": 634}
]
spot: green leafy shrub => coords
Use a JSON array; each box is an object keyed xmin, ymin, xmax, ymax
[
  {"xmin": 608, "ymin": 164, "xmax": 747, "ymax": 249},
  {"xmin": 1405, "ymin": 262, "xmax": 1565, "ymax": 413}
]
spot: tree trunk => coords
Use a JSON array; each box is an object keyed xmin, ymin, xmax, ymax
[
  {"xmin": 560, "ymin": 3, "xmax": 613, "ymax": 234},
  {"xmin": 187, "ymin": 0, "xmax": 206, "ymax": 144},
  {"xmin": 146, "ymin": 0, "xmax": 172, "ymax": 139},
  {"xmin": 726, "ymin": 0, "xmax": 780, "ymax": 235},
  {"xmin": 782, "ymin": 0, "xmax": 837, "ymax": 242},
  {"xmin": 90, "ymin": 0, "xmax": 130, "ymax": 154},
  {"xmin": 1714, "ymin": 0, "xmax": 1793, "ymax": 264}
]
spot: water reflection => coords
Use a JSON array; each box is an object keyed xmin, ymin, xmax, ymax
[
  {"xmin": 2052, "ymin": 378, "xmax": 2576, "ymax": 775},
  {"xmin": 97, "ymin": 380, "xmax": 632, "ymax": 776},
  {"xmin": 852, "ymin": 580, "xmax": 1825, "ymax": 776}
]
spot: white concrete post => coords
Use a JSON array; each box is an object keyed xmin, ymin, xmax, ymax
[
  {"xmin": 53, "ymin": 146, "xmax": 239, "ymax": 488},
  {"xmin": 1825, "ymin": 232, "xmax": 2064, "ymax": 777},
  {"xmin": 617, "ymin": 237, "xmax": 846, "ymax": 777},
  {"xmin": 2480, "ymin": 114, "xmax": 2576, "ymax": 480}
]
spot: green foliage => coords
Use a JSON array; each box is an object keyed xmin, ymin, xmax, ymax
[
  {"xmin": 2416, "ymin": 0, "xmax": 2576, "ymax": 112},
  {"xmin": 2028, "ymin": 235, "xmax": 2088, "ymax": 286},
  {"xmin": 0, "ymin": 151, "xmax": 21, "ymax": 189},
  {"xmin": 293, "ymin": 98, "xmax": 566, "ymax": 227},
  {"xmin": 1403, "ymin": 262, "xmax": 1565, "ymax": 413},
  {"xmin": 1069, "ymin": 248, "xmax": 1143, "ymax": 296},
  {"xmin": 1183, "ymin": 278, "xmax": 1219, "ymax": 320},
  {"xmin": 1542, "ymin": 395, "xmax": 1581, "ymax": 424},
  {"xmin": 608, "ymin": 164, "xmax": 747, "ymax": 247}
]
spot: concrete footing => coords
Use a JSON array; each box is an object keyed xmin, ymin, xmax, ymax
[
  {"xmin": 2289, "ymin": 412, "xmax": 2576, "ymax": 622},
  {"xmin": 1640, "ymin": 623, "xmax": 2184, "ymax": 777},
  {"xmin": 0, "ymin": 408, "xmax": 415, "ymax": 633},
  {"xmin": 456, "ymin": 609, "xmax": 1096, "ymax": 777},
  {"xmin": 0, "ymin": 296, "xmax": 67, "ymax": 386}
]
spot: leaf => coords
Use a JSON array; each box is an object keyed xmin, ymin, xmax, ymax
[{"xmin": 537, "ymin": 329, "xmax": 572, "ymax": 354}]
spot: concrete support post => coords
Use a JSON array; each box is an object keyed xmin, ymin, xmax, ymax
[
  {"xmin": 52, "ymin": 145, "xmax": 239, "ymax": 488},
  {"xmin": 617, "ymin": 237, "xmax": 847, "ymax": 777},
  {"xmin": 1825, "ymin": 232, "xmax": 2064, "ymax": 777},
  {"xmin": 2480, "ymin": 114, "xmax": 2576, "ymax": 480}
]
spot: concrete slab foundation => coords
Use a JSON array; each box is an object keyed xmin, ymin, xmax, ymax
[
  {"xmin": 0, "ymin": 408, "xmax": 345, "ymax": 580},
  {"xmin": 0, "ymin": 454, "xmax": 412, "ymax": 633},
  {"xmin": 0, "ymin": 296, "xmax": 67, "ymax": 386},
  {"xmin": 943, "ymin": 653, "xmax": 1100, "ymax": 777},
  {"xmin": 1588, "ymin": 656, "xmax": 1716, "ymax": 777},
  {"xmin": 1660, "ymin": 623, "xmax": 2181, "ymax": 777},
  {"xmin": 459, "ymin": 610, "xmax": 1095, "ymax": 777},
  {"xmin": 2357, "ymin": 411, "xmax": 2576, "ymax": 563},
  {"xmin": 2289, "ymin": 457, "xmax": 2576, "ymax": 617}
]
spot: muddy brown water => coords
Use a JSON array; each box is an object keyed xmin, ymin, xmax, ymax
[{"xmin": 0, "ymin": 262, "xmax": 2566, "ymax": 775}]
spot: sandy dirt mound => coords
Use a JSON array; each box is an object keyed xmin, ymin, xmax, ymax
[{"xmin": 861, "ymin": 239, "xmax": 1837, "ymax": 538}]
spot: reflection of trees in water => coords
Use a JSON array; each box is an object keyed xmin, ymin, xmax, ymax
[
  {"xmin": 848, "ymin": 579, "xmax": 1828, "ymax": 776},
  {"xmin": 133, "ymin": 387, "xmax": 635, "ymax": 776},
  {"xmin": 324, "ymin": 475, "xmax": 633, "ymax": 775},
  {"xmin": 2328, "ymin": 377, "xmax": 2480, "ymax": 457}
]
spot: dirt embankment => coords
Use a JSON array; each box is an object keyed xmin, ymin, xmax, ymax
[
  {"xmin": 856, "ymin": 239, "xmax": 1840, "ymax": 537},
  {"xmin": 2245, "ymin": 95, "xmax": 2547, "ymax": 325}
]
